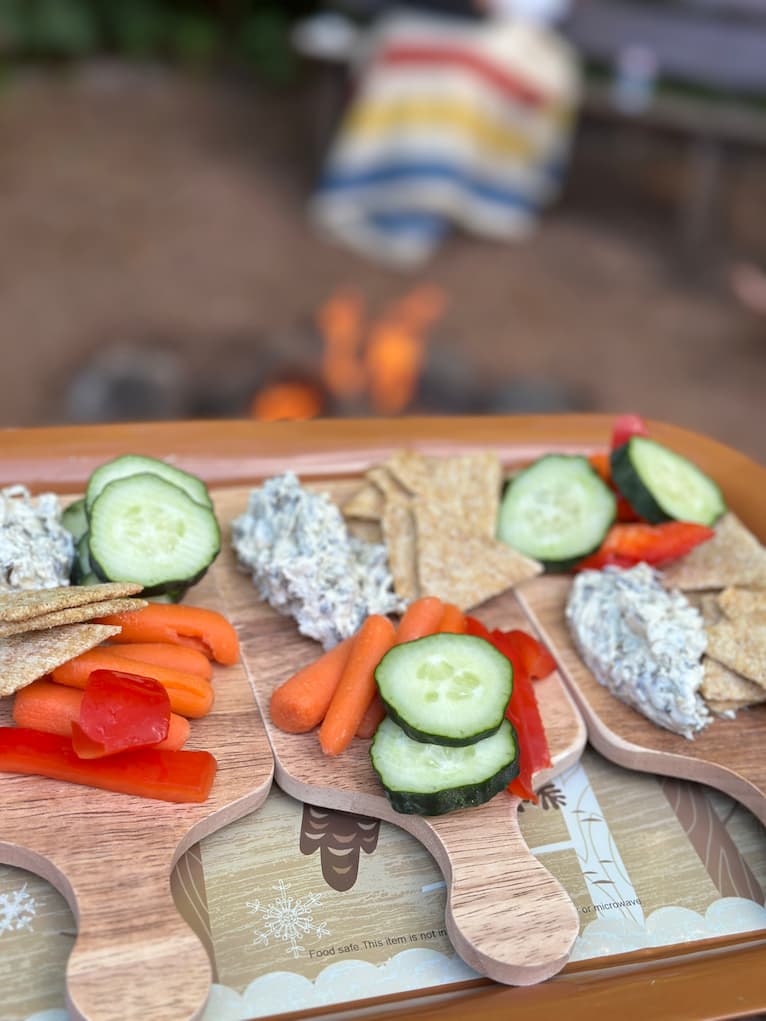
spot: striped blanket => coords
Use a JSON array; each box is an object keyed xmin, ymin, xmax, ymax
[{"xmin": 310, "ymin": 12, "xmax": 581, "ymax": 267}]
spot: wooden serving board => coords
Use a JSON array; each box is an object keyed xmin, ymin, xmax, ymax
[
  {"xmin": 520, "ymin": 577, "xmax": 766, "ymax": 827},
  {"xmin": 213, "ymin": 486, "xmax": 588, "ymax": 988},
  {"xmin": 0, "ymin": 559, "xmax": 275, "ymax": 1021}
]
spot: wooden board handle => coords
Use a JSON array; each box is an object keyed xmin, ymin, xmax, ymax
[
  {"xmin": 59, "ymin": 835, "xmax": 212, "ymax": 1021},
  {"xmin": 425, "ymin": 793, "xmax": 579, "ymax": 986}
]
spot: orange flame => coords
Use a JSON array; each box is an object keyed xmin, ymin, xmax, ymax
[
  {"xmin": 250, "ymin": 381, "xmax": 324, "ymax": 422},
  {"xmin": 248, "ymin": 284, "xmax": 446, "ymax": 420}
]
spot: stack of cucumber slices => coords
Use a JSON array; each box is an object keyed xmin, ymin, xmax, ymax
[
  {"xmin": 497, "ymin": 438, "xmax": 726, "ymax": 571},
  {"xmin": 370, "ymin": 633, "xmax": 519, "ymax": 816},
  {"xmin": 63, "ymin": 454, "xmax": 220, "ymax": 601}
]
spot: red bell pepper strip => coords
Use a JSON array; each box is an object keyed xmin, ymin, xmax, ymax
[
  {"xmin": 464, "ymin": 617, "xmax": 552, "ymax": 803},
  {"xmin": 498, "ymin": 629, "xmax": 557, "ymax": 681},
  {"xmin": 574, "ymin": 520, "xmax": 715, "ymax": 572},
  {"xmin": 71, "ymin": 669, "xmax": 171, "ymax": 759},
  {"xmin": 610, "ymin": 413, "xmax": 649, "ymax": 450},
  {"xmin": 0, "ymin": 727, "xmax": 217, "ymax": 803}
]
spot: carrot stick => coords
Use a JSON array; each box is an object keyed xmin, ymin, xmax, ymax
[
  {"xmin": 319, "ymin": 615, "xmax": 396, "ymax": 756},
  {"xmin": 105, "ymin": 642, "xmax": 212, "ymax": 681},
  {"xmin": 395, "ymin": 597, "xmax": 445, "ymax": 643},
  {"xmin": 355, "ymin": 692, "xmax": 386, "ymax": 739},
  {"xmin": 97, "ymin": 604, "xmax": 239, "ymax": 665},
  {"xmin": 51, "ymin": 649, "xmax": 213, "ymax": 719},
  {"xmin": 436, "ymin": 602, "xmax": 466, "ymax": 634},
  {"xmin": 269, "ymin": 637, "xmax": 355, "ymax": 734},
  {"xmin": 13, "ymin": 679, "xmax": 190, "ymax": 751}
]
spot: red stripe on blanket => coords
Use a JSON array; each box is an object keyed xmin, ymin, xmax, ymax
[{"xmin": 376, "ymin": 44, "xmax": 550, "ymax": 109}]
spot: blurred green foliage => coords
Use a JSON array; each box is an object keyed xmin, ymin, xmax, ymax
[{"xmin": 0, "ymin": 0, "xmax": 318, "ymax": 82}]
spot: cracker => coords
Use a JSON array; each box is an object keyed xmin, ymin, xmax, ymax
[
  {"xmin": 413, "ymin": 499, "xmax": 541, "ymax": 611},
  {"xmin": 706, "ymin": 698, "xmax": 756, "ymax": 717},
  {"xmin": 705, "ymin": 618, "xmax": 766, "ymax": 686},
  {"xmin": 342, "ymin": 482, "xmax": 385, "ymax": 521},
  {"xmin": 0, "ymin": 582, "xmax": 143, "ymax": 624},
  {"xmin": 0, "ymin": 623, "xmax": 121, "ymax": 697},
  {"xmin": 717, "ymin": 586, "xmax": 766, "ymax": 622},
  {"xmin": 686, "ymin": 591, "xmax": 724, "ymax": 627},
  {"xmin": 700, "ymin": 656, "xmax": 766, "ymax": 703},
  {"xmin": 662, "ymin": 513, "xmax": 766, "ymax": 591},
  {"xmin": 0, "ymin": 597, "xmax": 147, "ymax": 638},
  {"xmin": 381, "ymin": 498, "xmax": 419, "ymax": 602},
  {"xmin": 385, "ymin": 450, "xmax": 501, "ymax": 538}
]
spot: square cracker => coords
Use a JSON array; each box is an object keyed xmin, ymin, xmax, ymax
[
  {"xmin": 0, "ymin": 622, "xmax": 121, "ymax": 697},
  {"xmin": 0, "ymin": 597, "xmax": 147, "ymax": 638},
  {"xmin": 705, "ymin": 618, "xmax": 766, "ymax": 687},
  {"xmin": 386, "ymin": 449, "xmax": 501, "ymax": 539},
  {"xmin": 717, "ymin": 586, "xmax": 766, "ymax": 622},
  {"xmin": 661, "ymin": 513, "xmax": 766, "ymax": 591},
  {"xmin": 342, "ymin": 481, "xmax": 385, "ymax": 521},
  {"xmin": 381, "ymin": 497, "xmax": 419, "ymax": 603},
  {"xmin": 0, "ymin": 582, "xmax": 143, "ymax": 624},
  {"xmin": 413, "ymin": 498, "xmax": 541, "ymax": 612},
  {"xmin": 700, "ymin": 656, "xmax": 766, "ymax": 704}
]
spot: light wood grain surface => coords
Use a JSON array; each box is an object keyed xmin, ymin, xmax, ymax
[
  {"xmin": 0, "ymin": 561, "xmax": 274, "ymax": 1021},
  {"xmin": 520, "ymin": 577, "xmax": 766, "ymax": 825}
]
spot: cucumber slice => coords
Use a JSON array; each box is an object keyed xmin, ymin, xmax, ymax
[
  {"xmin": 497, "ymin": 454, "xmax": 616, "ymax": 571},
  {"xmin": 88, "ymin": 473, "xmax": 220, "ymax": 595},
  {"xmin": 85, "ymin": 454, "xmax": 213, "ymax": 513},
  {"xmin": 62, "ymin": 498, "xmax": 88, "ymax": 545},
  {"xmin": 375, "ymin": 633, "xmax": 512, "ymax": 746},
  {"xmin": 71, "ymin": 533, "xmax": 93, "ymax": 584},
  {"xmin": 611, "ymin": 437, "xmax": 726, "ymax": 526},
  {"xmin": 370, "ymin": 716, "xmax": 519, "ymax": 815}
]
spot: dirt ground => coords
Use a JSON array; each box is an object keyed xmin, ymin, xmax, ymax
[{"xmin": 1, "ymin": 63, "xmax": 765, "ymax": 464}]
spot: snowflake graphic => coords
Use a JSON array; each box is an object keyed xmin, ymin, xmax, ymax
[
  {"xmin": 248, "ymin": 880, "xmax": 329, "ymax": 959},
  {"xmin": 0, "ymin": 884, "xmax": 37, "ymax": 936}
]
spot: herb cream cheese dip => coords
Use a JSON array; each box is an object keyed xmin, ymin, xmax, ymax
[{"xmin": 565, "ymin": 562, "xmax": 710, "ymax": 739}]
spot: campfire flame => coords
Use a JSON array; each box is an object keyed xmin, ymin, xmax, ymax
[{"xmin": 250, "ymin": 284, "xmax": 447, "ymax": 421}]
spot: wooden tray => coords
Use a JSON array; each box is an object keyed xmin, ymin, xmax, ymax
[{"xmin": 2, "ymin": 414, "xmax": 765, "ymax": 1021}]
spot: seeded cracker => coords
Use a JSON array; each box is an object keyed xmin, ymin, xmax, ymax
[
  {"xmin": 0, "ymin": 597, "xmax": 147, "ymax": 638},
  {"xmin": 381, "ymin": 498, "xmax": 419, "ymax": 602},
  {"xmin": 706, "ymin": 698, "xmax": 759, "ymax": 717},
  {"xmin": 0, "ymin": 622, "xmax": 121, "ymax": 697},
  {"xmin": 705, "ymin": 618, "xmax": 766, "ymax": 687},
  {"xmin": 717, "ymin": 586, "xmax": 766, "ymax": 622},
  {"xmin": 413, "ymin": 498, "xmax": 542, "ymax": 611},
  {"xmin": 662, "ymin": 513, "xmax": 766, "ymax": 590},
  {"xmin": 0, "ymin": 582, "xmax": 143, "ymax": 624},
  {"xmin": 342, "ymin": 482, "xmax": 385, "ymax": 521},
  {"xmin": 700, "ymin": 657, "xmax": 766, "ymax": 704}
]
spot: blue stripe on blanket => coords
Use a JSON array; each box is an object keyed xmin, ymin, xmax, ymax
[
  {"xmin": 367, "ymin": 210, "xmax": 448, "ymax": 239},
  {"xmin": 316, "ymin": 159, "xmax": 562, "ymax": 211}
]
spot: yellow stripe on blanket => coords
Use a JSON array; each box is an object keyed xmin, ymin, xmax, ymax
[{"xmin": 344, "ymin": 99, "xmax": 573, "ymax": 162}]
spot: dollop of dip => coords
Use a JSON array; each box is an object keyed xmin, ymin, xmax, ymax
[
  {"xmin": 0, "ymin": 485, "xmax": 74, "ymax": 591},
  {"xmin": 231, "ymin": 472, "xmax": 403, "ymax": 649},
  {"xmin": 565, "ymin": 562, "xmax": 710, "ymax": 739}
]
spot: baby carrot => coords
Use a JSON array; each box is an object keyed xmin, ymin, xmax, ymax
[
  {"xmin": 13, "ymin": 679, "xmax": 191, "ymax": 751},
  {"xmin": 105, "ymin": 642, "xmax": 212, "ymax": 681},
  {"xmin": 269, "ymin": 636, "xmax": 355, "ymax": 734},
  {"xmin": 319, "ymin": 615, "xmax": 396, "ymax": 757},
  {"xmin": 355, "ymin": 692, "xmax": 386, "ymax": 739},
  {"xmin": 436, "ymin": 602, "xmax": 466, "ymax": 634},
  {"xmin": 97, "ymin": 603, "xmax": 239, "ymax": 665},
  {"xmin": 51, "ymin": 649, "xmax": 213, "ymax": 719},
  {"xmin": 395, "ymin": 596, "xmax": 445, "ymax": 643}
]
